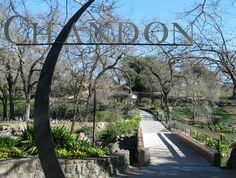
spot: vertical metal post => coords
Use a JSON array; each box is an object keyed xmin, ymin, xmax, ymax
[
  {"xmin": 217, "ymin": 134, "xmax": 223, "ymax": 152},
  {"xmin": 92, "ymin": 87, "xmax": 96, "ymax": 147}
]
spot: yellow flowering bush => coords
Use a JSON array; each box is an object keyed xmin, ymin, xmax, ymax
[
  {"xmin": 71, "ymin": 150, "xmax": 87, "ymax": 157},
  {"xmin": 56, "ymin": 147, "xmax": 108, "ymax": 158},
  {"xmin": 0, "ymin": 147, "xmax": 24, "ymax": 158}
]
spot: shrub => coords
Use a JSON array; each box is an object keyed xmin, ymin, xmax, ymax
[
  {"xmin": 172, "ymin": 106, "xmax": 191, "ymax": 119},
  {"xmin": 17, "ymin": 124, "xmax": 78, "ymax": 155},
  {"xmin": 0, "ymin": 136, "xmax": 18, "ymax": 148},
  {"xmin": 126, "ymin": 109, "xmax": 139, "ymax": 118},
  {"xmin": 96, "ymin": 102, "xmax": 108, "ymax": 111},
  {"xmin": 97, "ymin": 124, "xmax": 118, "ymax": 144},
  {"xmin": 85, "ymin": 147, "xmax": 107, "ymax": 157},
  {"xmin": 56, "ymin": 147, "xmax": 108, "ymax": 158},
  {"xmin": 0, "ymin": 124, "xmax": 110, "ymax": 159},
  {"xmin": 56, "ymin": 148, "xmax": 70, "ymax": 158},
  {"xmin": 75, "ymin": 127, "xmax": 93, "ymax": 139},
  {"xmin": 52, "ymin": 126, "xmax": 77, "ymax": 150},
  {"xmin": 96, "ymin": 111, "xmax": 111, "ymax": 122},
  {"xmin": 14, "ymin": 100, "xmax": 25, "ymax": 117},
  {"xmin": 97, "ymin": 115, "xmax": 141, "ymax": 145},
  {"xmin": 153, "ymin": 99, "xmax": 161, "ymax": 107},
  {"xmin": 0, "ymin": 147, "xmax": 24, "ymax": 158},
  {"xmin": 213, "ymin": 106, "xmax": 232, "ymax": 123},
  {"xmin": 76, "ymin": 140, "xmax": 92, "ymax": 149},
  {"xmin": 50, "ymin": 103, "xmax": 74, "ymax": 120},
  {"xmin": 17, "ymin": 124, "xmax": 37, "ymax": 155},
  {"xmin": 140, "ymin": 98, "xmax": 152, "ymax": 107}
]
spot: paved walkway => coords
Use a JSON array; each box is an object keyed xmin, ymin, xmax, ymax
[{"xmin": 117, "ymin": 110, "xmax": 236, "ymax": 178}]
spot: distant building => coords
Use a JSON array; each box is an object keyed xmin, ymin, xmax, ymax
[{"xmin": 108, "ymin": 91, "xmax": 137, "ymax": 105}]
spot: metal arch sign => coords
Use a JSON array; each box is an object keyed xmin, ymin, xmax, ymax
[
  {"xmin": 4, "ymin": 18, "xmax": 193, "ymax": 46},
  {"xmin": 33, "ymin": 1, "xmax": 94, "ymax": 178},
  {"xmin": 12, "ymin": 0, "xmax": 195, "ymax": 177}
]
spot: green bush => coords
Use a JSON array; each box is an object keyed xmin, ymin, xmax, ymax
[
  {"xmin": 14, "ymin": 100, "xmax": 25, "ymax": 117},
  {"xmin": 75, "ymin": 126, "xmax": 93, "ymax": 139},
  {"xmin": 97, "ymin": 124, "xmax": 118, "ymax": 144},
  {"xmin": 85, "ymin": 147, "xmax": 108, "ymax": 157},
  {"xmin": 52, "ymin": 126, "xmax": 77, "ymax": 150},
  {"xmin": 56, "ymin": 147, "xmax": 108, "ymax": 158},
  {"xmin": 97, "ymin": 115, "xmax": 141, "ymax": 145},
  {"xmin": 95, "ymin": 107, "xmax": 124, "ymax": 122},
  {"xmin": 0, "ymin": 136, "xmax": 18, "ymax": 148},
  {"xmin": 0, "ymin": 124, "xmax": 110, "ymax": 159},
  {"xmin": 129, "ymin": 114, "xmax": 141, "ymax": 129},
  {"xmin": 213, "ymin": 107, "xmax": 232, "ymax": 123},
  {"xmin": 0, "ymin": 147, "xmax": 25, "ymax": 158},
  {"xmin": 17, "ymin": 124, "xmax": 37, "ymax": 155},
  {"xmin": 50, "ymin": 103, "xmax": 74, "ymax": 120},
  {"xmin": 153, "ymin": 99, "xmax": 161, "ymax": 107},
  {"xmin": 208, "ymin": 123, "xmax": 235, "ymax": 133},
  {"xmin": 190, "ymin": 130, "xmax": 234, "ymax": 167},
  {"xmin": 172, "ymin": 106, "xmax": 192, "ymax": 119},
  {"xmin": 126, "ymin": 109, "xmax": 139, "ymax": 118},
  {"xmin": 209, "ymin": 124, "xmax": 225, "ymax": 132},
  {"xmin": 17, "ymin": 124, "xmax": 78, "ymax": 155},
  {"xmin": 76, "ymin": 140, "xmax": 92, "ymax": 149},
  {"xmin": 140, "ymin": 98, "xmax": 152, "ymax": 107},
  {"xmin": 96, "ymin": 102, "xmax": 108, "ymax": 111},
  {"xmin": 56, "ymin": 149, "xmax": 86, "ymax": 158},
  {"xmin": 96, "ymin": 111, "xmax": 111, "ymax": 122}
]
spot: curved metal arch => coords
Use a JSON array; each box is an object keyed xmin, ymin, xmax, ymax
[{"xmin": 34, "ymin": 1, "xmax": 94, "ymax": 178}]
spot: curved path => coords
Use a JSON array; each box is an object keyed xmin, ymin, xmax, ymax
[{"xmin": 123, "ymin": 110, "xmax": 236, "ymax": 178}]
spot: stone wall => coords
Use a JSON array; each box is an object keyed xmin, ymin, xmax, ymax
[{"xmin": 0, "ymin": 152, "xmax": 129, "ymax": 178}]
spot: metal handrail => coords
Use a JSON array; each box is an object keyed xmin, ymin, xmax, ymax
[
  {"xmin": 170, "ymin": 120, "xmax": 222, "ymax": 152},
  {"xmin": 171, "ymin": 121, "xmax": 221, "ymax": 139}
]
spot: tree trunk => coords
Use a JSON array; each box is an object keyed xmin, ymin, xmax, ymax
[
  {"xmin": 85, "ymin": 83, "xmax": 93, "ymax": 109},
  {"xmin": 163, "ymin": 93, "xmax": 171, "ymax": 123},
  {"xmin": 192, "ymin": 104, "xmax": 196, "ymax": 121},
  {"xmin": 0, "ymin": 97, "xmax": 7, "ymax": 120},
  {"xmin": 191, "ymin": 94, "xmax": 196, "ymax": 121},
  {"xmin": 8, "ymin": 82, "xmax": 15, "ymax": 120},
  {"xmin": 0, "ymin": 86, "xmax": 8, "ymax": 121},
  {"xmin": 9, "ymin": 94, "xmax": 15, "ymax": 120},
  {"xmin": 3, "ymin": 97, "xmax": 7, "ymax": 120},
  {"xmin": 161, "ymin": 91, "xmax": 163, "ymax": 106},
  {"xmin": 232, "ymin": 81, "xmax": 236, "ymax": 99},
  {"xmin": 70, "ymin": 96, "xmax": 79, "ymax": 133},
  {"xmin": 24, "ymin": 96, "xmax": 31, "ymax": 121}
]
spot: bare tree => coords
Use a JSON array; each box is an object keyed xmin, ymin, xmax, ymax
[
  {"xmin": 179, "ymin": 61, "xmax": 219, "ymax": 122},
  {"xmin": 150, "ymin": 46, "xmax": 192, "ymax": 123},
  {"xmin": 0, "ymin": 48, "xmax": 20, "ymax": 120},
  {"xmin": 0, "ymin": 74, "xmax": 8, "ymax": 120},
  {"xmin": 16, "ymin": 46, "xmax": 49, "ymax": 121},
  {"xmin": 182, "ymin": 0, "xmax": 236, "ymax": 98}
]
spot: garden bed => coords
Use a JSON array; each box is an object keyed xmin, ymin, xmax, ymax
[{"xmin": 0, "ymin": 152, "xmax": 129, "ymax": 178}]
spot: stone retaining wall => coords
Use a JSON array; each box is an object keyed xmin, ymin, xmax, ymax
[{"xmin": 0, "ymin": 151, "xmax": 129, "ymax": 178}]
